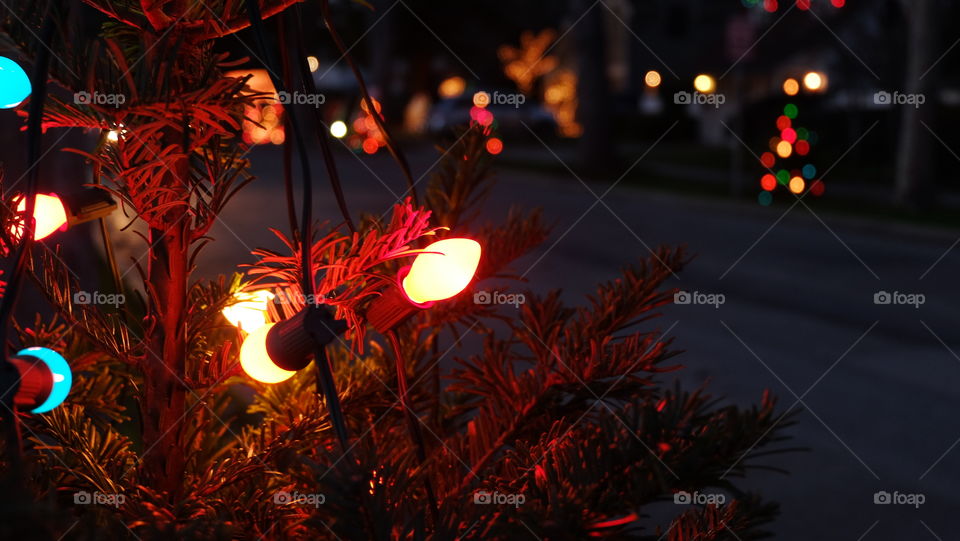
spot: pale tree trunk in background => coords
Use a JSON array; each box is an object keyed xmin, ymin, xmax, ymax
[
  {"xmin": 369, "ymin": 0, "xmax": 395, "ymax": 99},
  {"xmin": 895, "ymin": 0, "xmax": 938, "ymax": 209},
  {"xmin": 573, "ymin": 0, "xmax": 614, "ymax": 171}
]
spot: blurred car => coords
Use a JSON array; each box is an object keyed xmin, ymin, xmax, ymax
[{"xmin": 427, "ymin": 94, "xmax": 557, "ymax": 137}]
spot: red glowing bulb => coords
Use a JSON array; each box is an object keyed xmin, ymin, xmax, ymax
[
  {"xmin": 14, "ymin": 193, "xmax": 67, "ymax": 240},
  {"xmin": 401, "ymin": 238, "xmax": 481, "ymax": 304}
]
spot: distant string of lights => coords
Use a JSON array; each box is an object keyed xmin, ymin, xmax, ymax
[
  {"xmin": 757, "ymin": 93, "xmax": 825, "ymax": 205},
  {"xmin": 742, "ymin": 0, "xmax": 845, "ymax": 12}
]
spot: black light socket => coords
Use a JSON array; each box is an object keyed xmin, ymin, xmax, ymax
[{"xmin": 265, "ymin": 306, "xmax": 348, "ymax": 371}]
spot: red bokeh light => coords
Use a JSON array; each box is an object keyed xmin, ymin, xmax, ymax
[
  {"xmin": 486, "ymin": 137, "xmax": 504, "ymax": 155},
  {"xmin": 760, "ymin": 152, "xmax": 776, "ymax": 168},
  {"xmin": 761, "ymin": 174, "xmax": 777, "ymax": 191},
  {"xmin": 810, "ymin": 180, "xmax": 826, "ymax": 196},
  {"xmin": 776, "ymin": 115, "xmax": 791, "ymax": 131},
  {"xmin": 795, "ymin": 140, "xmax": 811, "ymax": 156}
]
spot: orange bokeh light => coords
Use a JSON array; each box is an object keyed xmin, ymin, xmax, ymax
[
  {"xmin": 789, "ymin": 176, "xmax": 806, "ymax": 194},
  {"xmin": 776, "ymin": 140, "xmax": 793, "ymax": 159},
  {"xmin": 486, "ymin": 138, "xmax": 504, "ymax": 155},
  {"xmin": 783, "ymin": 78, "xmax": 799, "ymax": 96},
  {"xmin": 401, "ymin": 238, "xmax": 481, "ymax": 305}
]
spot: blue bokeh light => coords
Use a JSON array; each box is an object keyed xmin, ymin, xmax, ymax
[{"xmin": 17, "ymin": 347, "xmax": 72, "ymax": 413}]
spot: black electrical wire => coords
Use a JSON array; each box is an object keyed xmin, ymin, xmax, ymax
[
  {"xmin": 244, "ymin": 0, "xmax": 352, "ymax": 455},
  {"xmin": 291, "ymin": 4, "xmax": 355, "ymax": 233},
  {"xmin": 318, "ymin": 0, "xmax": 419, "ymax": 206},
  {"xmin": 0, "ymin": 8, "xmax": 55, "ymax": 494},
  {"xmin": 277, "ymin": 14, "xmax": 300, "ymax": 239}
]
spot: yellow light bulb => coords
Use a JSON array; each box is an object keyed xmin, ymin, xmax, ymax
[
  {"xmin": 803, "ymin": 71, "xmax": 825, "ymax": 92},
  {"xmin": 693, "ymin": 74, "xmax": 715, "ymax": 94},
  {"xmin": 239, "ymin": 323, "xmax": 296, "ymax": 384},
  {"xmin": 401, "ymin": 238, "xmax": 481, "ymax": 305},
  {"xmin": 14, "ymin": 193, "xmax": 67, "ymax": 240},
  {"xmin": 330, "ymin": 120, "xmax": 348, "ymax": 138},
  {"xmin": 222, "ymin": 289, "xmax": 275, "ymax": 333}
]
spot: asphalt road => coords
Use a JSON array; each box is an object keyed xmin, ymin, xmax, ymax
[{"xmin": 191, "ymin": 143, "xmax": 960, "ymax": 540}]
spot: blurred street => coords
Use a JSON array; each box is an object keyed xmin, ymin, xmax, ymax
[{"xmin": 185, "ymin": 142, "xmax": 960, "ymax": 540}]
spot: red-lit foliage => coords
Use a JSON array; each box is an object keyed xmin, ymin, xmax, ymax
[{"xmin": 0, "ymin": 4, "xmax": 794, "ymax": 541}]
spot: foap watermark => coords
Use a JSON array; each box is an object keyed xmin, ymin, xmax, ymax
[
  {"xmin": 473, "ymin": 490, "xmax": 525, "ymax": 508},
  {"xmin": 74, "ymin": 290, "xmax": 125, "ymax": 307},
  {"xmin": 274, "ymin": 290, "xmax": 329, "ymax": 306},
  {"xmin": 489, "ymin": 91, "xmax": 526, "ymax": 108},
  {"xmin": 674, "ymin": 490, "xmax": 726, "ymax": 505},
  {"xmin": 674, "ymin": 290, "xmax": 725, "ymax": 309},
  {"xmin": 674, "ymin": 91, "xmax": 725, "ymax": 108},
  {"xmin": 473, "ymin": 290, "xmax": 526, "ymax": 308},
  {"xmin": 277, "ymin": 91, "xmax": 326, "ymax": 107},
  {"xmin": 874, "ymin": 490, "xmax": 925, "ymax": 508},
  {"xmin": 74, "ymin": 490, "xmax": 125, "ymax": 508},
  {"xmin": 874, "ymin": 91, "xmax": 925, "ymax": 108},
  {"xmin": 74, "ymin": 90, "xmax": 126, "ymax": 107},
  {"xmin": 874, "ymin": 290, "xmax": 924, "ymax": 309},
  {"xmin": 273, "ymin": 490, "xmax": 326, "ymax": 508}
]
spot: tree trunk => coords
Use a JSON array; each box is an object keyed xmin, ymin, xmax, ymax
[
  {"xmin": 573, "ymin": 0, "xmax": 614, "ymax": 171},
  {"xmin": 140, "ymin": 162, "xmax": 189, "ymax": 501},
  {"xmin": 894, "ymin": 0, "xmax": 938, "ymax": 209}
]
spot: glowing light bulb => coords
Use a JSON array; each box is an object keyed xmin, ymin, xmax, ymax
[
  {"xmin": 0, "ymin": 56, "xmax": 30, "ymax": 109},
  {"xmin": 401, "ymin": 238, "xmax": 481, "ymax": 305},
  {"xmin": 222, "ymin": 289, "xmax": 275, "ymax": 333},
  {"xmin": 330, "ymin": 120, "xmax": 348, "ymax": 138},
  {"xmin": 17, "ymin": 347, "xmax": 72, "ymax": 413},
  {"xmin": 644, "ymin": 70, "xmax": 662, "ymax": 88},
  {"xmin": 693, "ymin": 74, "xmax": 715, "ymax": 94},
  {"xmin": 14, "ymin": 193, "xmax": 67, "ymax": 240},
  {"xmin": 239, "ymin": 323, "xmax": 296, "ymax": 383},
  {"xmin": 803, "ymin": 71, "xmax": 825, "ymax": 92}
]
